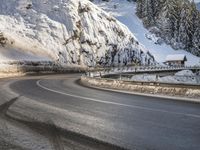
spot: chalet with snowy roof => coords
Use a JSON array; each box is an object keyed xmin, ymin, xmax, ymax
[{"xmin": 164, "ymin": 54, "xmax": 187, "ymax": 67}]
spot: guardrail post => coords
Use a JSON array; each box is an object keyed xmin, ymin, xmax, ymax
[{"xmin": 156, "ymin": 74, "xmax": 158, "ymax": 82}]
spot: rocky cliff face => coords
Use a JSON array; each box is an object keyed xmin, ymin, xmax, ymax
[{"xmin": 0, "ymin": 0, "xmax": 155, "ymax": 67}]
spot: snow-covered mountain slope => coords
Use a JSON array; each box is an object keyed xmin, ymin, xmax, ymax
[
  {"xmin": 0, "ymin": 0, "xmax": 155, "ymax": 67},
  {"xmin": 93, "ymin": 0, "xmax": 200, "ymax": 66},
  {"xmin": 197, "ymin": 2, "xmax": 200, "ymax": 11}
]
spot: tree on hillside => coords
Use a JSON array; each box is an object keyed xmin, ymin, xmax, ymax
[{"xmin": 136, "ymin": 0, "xmax": 200, "ymax": 57}]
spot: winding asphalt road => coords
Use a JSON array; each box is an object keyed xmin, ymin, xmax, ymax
[{"xmin": 2, "ymin": 74, "xmax": 200, "ymax": 150}]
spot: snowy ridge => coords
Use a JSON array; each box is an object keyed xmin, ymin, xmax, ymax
[{"xmin": 0, "ymin": 0, "xmax": 155, "ymax": 68}]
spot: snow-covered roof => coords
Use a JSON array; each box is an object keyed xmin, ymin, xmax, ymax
[{"xmin": 165, "ymin": 54, "xmax": 187, "ymax": 62}]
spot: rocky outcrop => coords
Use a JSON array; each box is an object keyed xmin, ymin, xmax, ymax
[{"xmin": 0, "ymin": 0, "xmax": 155, "ymax": 67}]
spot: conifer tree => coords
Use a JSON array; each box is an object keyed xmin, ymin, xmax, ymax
[{"xmin": 136, "ymin": 0, "xmax": 200, "ymax": 56}]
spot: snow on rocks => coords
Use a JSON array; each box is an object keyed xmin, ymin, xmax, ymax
[
  {"xmin": 145, "ymin": 32, "xmax": 163, "ymax": 45},
  {"xmin": 0, "ymin": 0, "xmax": 156, "ymax": 68}
]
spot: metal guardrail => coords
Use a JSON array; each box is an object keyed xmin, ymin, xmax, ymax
[
  {"xmin": 86, "ymin": 65, "xmax": 200, "ymax": 86},
  {"xmin": 106, "ymin": 66, "xmax": 199, "ymax": 75},
  {"xmin": 121, "ymin": 74, "xmax": 200, "ymax": 85},
  {"xmin": 0, "ymin": 64, "xmax": 86, "ymax": 73},
  {"xmin": 84, "ymin": 75, "xmax": 200, "ymax": 89},
  {"xmin": 88, "ymin": 66, "xmax": 200, "ymax": 76}
]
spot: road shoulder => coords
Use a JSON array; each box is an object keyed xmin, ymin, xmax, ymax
[{"xmin": 80, "ymin": 76, "xmax": 200, "ymax": 103}]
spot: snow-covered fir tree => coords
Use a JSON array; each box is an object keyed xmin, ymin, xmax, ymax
[{"xmin": 136, "ymin": 0, "xmax": 200, "ymax": 57}]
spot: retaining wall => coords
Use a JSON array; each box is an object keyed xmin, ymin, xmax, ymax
[{"xmin": 81, "ymin": 76, "xmax": 200, "ymax": 99}]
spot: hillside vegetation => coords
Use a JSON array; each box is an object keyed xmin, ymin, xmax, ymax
[{"xmin": 137, "ymin": 0, "xmax": 200, "ymax": 57}]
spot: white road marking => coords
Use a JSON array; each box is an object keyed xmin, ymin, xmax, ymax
[{"xmin": 36, "ymin": 80, "xmax": 200, "ymax": 119}]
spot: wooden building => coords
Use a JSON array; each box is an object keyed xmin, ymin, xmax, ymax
[{"xmin": 164, "ymin": 54, "xmax": 187, "ymax": 67}]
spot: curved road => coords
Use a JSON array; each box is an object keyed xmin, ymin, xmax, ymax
[{"xmin": 2, "ymin": 74, "xmax": 200, "ymax": 150}]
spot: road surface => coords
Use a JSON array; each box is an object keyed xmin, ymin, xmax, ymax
[{"xmin": 0, "ymin": 74, "xmax": 200, "ymax": 150}]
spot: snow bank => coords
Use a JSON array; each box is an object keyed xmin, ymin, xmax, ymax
[
  {"xmin": 131, "ymin": 74, "xmax": 157, "ymax": 82},
  {"xmin": 82, "ymin": 76, "xmax": 200, "ymax": 99},
  {"xmin": 131, "ymin": 70, "xmax": 199, "ymax": 85},
  {"xmin": 0, "ymin": 0, "xmax": 155, "ymax": 68},
  {"xmin": 175, "ymin": 70, "xmax": 195, "ymax": 76}
]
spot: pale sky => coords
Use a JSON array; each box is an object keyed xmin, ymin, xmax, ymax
[{"xmin": 195, "ymin": 0, "xmax": 200, "ymax": 2}]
